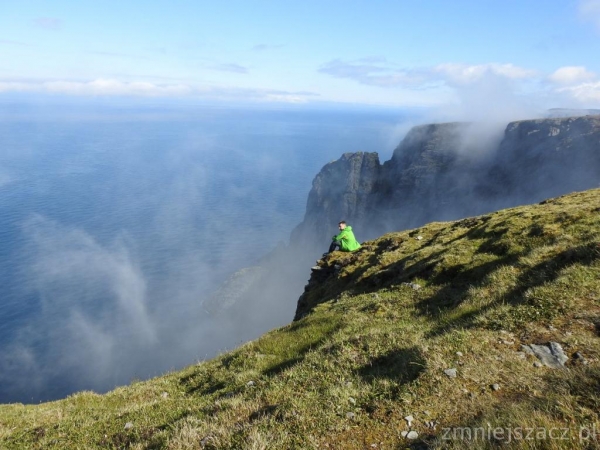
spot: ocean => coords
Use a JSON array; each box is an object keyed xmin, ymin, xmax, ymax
[{"xmin": 0, "ymin": 102, "xmax": 409, "ymax": 403}]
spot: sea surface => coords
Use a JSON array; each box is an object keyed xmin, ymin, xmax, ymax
[{"xmin": 0, "ymin": 102, "xmax": 410, "ymax": 403}]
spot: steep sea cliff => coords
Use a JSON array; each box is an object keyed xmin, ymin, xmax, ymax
[
  {"xmin": 207, "ymin": 115, "xmax": 600, "ymax": 327},
  {"xmin": 292, "ymin": 115, "xmax": 600, "ymax": 251}
]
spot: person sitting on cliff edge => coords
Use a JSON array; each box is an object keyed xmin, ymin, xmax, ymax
[{"xmin": 323, "ymin": 221, "xmax": 361, "ymax": 257}]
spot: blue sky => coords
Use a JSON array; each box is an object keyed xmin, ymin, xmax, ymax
[{"xmin": 2, "ymin": 0, "xmax": 600, "ymax": 112}]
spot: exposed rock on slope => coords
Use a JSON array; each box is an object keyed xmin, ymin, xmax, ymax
[{"xmin": 484, "ymin": 116, "xmax": 600, "ymax": 206}]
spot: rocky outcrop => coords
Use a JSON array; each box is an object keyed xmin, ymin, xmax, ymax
[
  {"xmin": 481, "ymin": 116, "xmax": 600, "ymax": 208},
  {"xmin": 376, "ymin": 122, "xmax": 486, "ymax": 231},
  {"xmin": 521, "ymin": 342, "xmax": 569, "ymax": 369},
  {"xmin": 293, "ymin": 115, "xmax": 600, "ymax": 246}
]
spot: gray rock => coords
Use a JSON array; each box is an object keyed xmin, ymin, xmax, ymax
[
  {"xmin": 521, "ymin": 344, "xmax": 535, "ymax": 355},
  {"xmin": 522, "ymin": 342, "xmax": 569, "ymax": 369},
  {"xmin": 407, "ymin": 431, "xmax": 419, "ymax": 440},
  {"xmin": 346, "ymin": 412, "xmax": 356, "ymax": 420},
  {"xmin": 124, "ymin": 422, "xmax": 133, "ymax": 430},
  {"xmin": 444, "ymin": 368, "xmax": 458, "ymax": 378}
]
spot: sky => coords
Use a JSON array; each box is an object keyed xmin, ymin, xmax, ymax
[{"xmin": 2, "ymin": 0, "xmax": 600, "ymax": 110}]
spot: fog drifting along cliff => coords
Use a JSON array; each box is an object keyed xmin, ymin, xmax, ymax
[
  {"xmin": 205, "ymin": 115, "xmax": 600, "ymax": 330},
  {"xmin": 292, "ymin": 115, "xmax": 600, "ymax": 246}
]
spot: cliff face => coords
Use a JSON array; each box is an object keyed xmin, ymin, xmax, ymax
[
  {"xmin": 483, "ymin": 116, "xmax": 600, "ymax": 206},
  {"xmin": 293, "ymin": 115, "xmax": 600, "ymax": 246},
  {"xmin": 290, "ymin": 152, "xmax": 381, "ymax": 248}
]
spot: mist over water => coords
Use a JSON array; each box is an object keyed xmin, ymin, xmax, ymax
[{"xmin": 0, "ymin": 103, "xmax": 408, "ymax": 403}]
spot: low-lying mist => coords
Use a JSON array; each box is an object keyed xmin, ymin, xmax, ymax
[
  {"xmin": 0, "ymin": 105, "xmax": 405, "ymax": 403},
  {"xmin": 3, "ymin": 99, "xmax": 595, "ymax": 404}
]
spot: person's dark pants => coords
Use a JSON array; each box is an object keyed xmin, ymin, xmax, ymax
[{"xmin": 328, "ymin": 240, "xmax": 342, "ymax": 253}]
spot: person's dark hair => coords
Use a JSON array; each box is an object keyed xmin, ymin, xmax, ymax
[{"xmin": 339, "ymin": 220, "xmax": 346, "ymax": 225}]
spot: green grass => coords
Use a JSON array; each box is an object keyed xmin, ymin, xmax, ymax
[{"xmin": 2, "ymin": 189, "xmax": 600, "ymax": 449}]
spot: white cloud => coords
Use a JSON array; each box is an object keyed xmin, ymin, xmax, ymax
[
  {"xmin": 264, "ymin": 93, "xmax": 309, "ymax": 103},
  {"xmin": 318, "ymin": 57, "xmax": 598, "ymax": 111},
  {"xmin": 435, "ymin": 63, "xmax": 537, "ymax": 85},
  {"xmin": 319, "ymin": 59, "xmax": 436, "ymax": 87},
  {"xmin": 557, "ymin": 81, "xmax": 600, "ymax": 103},
  {"xmin": 548, "ymin": 66, "xmax": 597, "ymax": 85},
  {"xmin": 0, "ymin": 78, "xmax": 320, "ymax": 103},
  {"xmin": 579, "ymin": 0, "xmax": 600, "ymax": 30},
  {"xmin": 319, "ymin": 59, "xmax": 537, "ymax": 90},
  {"xmin": 0, "ymin": 79, "xmax": 193, "ymax": 97},
  {"xmin": 45, "ymin": 79, "xmax": 193, "ymax": 96}
]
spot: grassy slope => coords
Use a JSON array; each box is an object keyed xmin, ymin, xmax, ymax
[{"xmin": 1, "ymin": 189, "xmax": 600, "ymax": 449}]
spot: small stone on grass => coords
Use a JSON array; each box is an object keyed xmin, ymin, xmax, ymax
[{"xmin": 444, "ymin": 368, "xmax": 457, "ymax": 378}]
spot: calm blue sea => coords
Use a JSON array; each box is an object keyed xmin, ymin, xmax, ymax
[{"xmin": 0, "ymin": 103, "xmax": 409, "ymax": 403}]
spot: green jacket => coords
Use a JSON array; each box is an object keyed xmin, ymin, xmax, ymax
[{"xmin": 332, "ymin": 226, "xmax": 361, "ymax": 252}]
